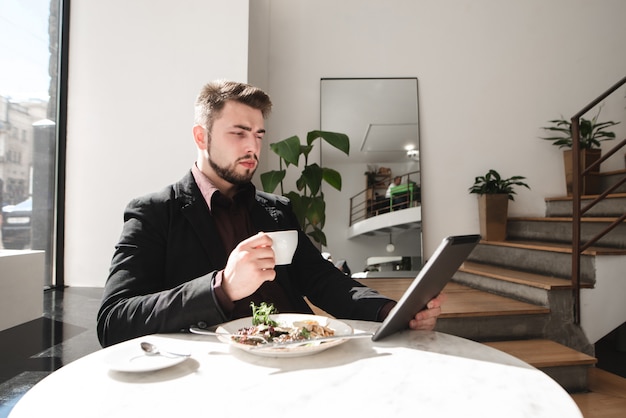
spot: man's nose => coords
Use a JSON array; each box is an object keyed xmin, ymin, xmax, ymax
[{"xmin": 245, "ymin": 132, "xmax": 261, "ymax": 151}]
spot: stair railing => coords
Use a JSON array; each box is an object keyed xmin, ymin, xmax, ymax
[
  {"xmin": 349, "ymin": 170, "xmax": 420, "ymax": 226},
  {"xmin": 571, "ymin": 75, "xmax": 626, "ymax": 324}
]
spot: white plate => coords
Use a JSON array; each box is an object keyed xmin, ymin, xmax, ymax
[
  {"xmin": 103, "ymin": 342, "xmax": 189, "ymax": 372},
  {"xmin": 216, "ymin": 314, "xmax": 353, "ymax": 358}
]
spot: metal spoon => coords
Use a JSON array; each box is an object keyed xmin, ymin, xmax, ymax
[{"xmin": 140, "ymin": 341, "xmax": 190, "ymax": 358}]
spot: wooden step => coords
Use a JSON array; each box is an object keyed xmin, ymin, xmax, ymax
[
  {"xmin": 479, "ymin": 239, "xmax": 626, "ymax": 256},
  {"xmin": 353, "ymin": 278, "xmax": 482, "ymax": 300},
  {"xmin": 440, "ymin": 284, "xmax": 549, "ymax": 318},
  {"xmin": 468, "ymin": 240, "xmax": 601, "ymax": 285},
  {"xmin": 459, "ymin": 261, "xmax": 580, "ymax": 290},
  {"xmin": 510, "ymin": 216, "xmax": 626, "ymax": 224},
  {"xmin": 600, "ymin": 168, "xmax": 626, "ymax": 177},
  {"xmin": 483, "ymin": 339, "xmax": 596, "ymax": 368},
  {"xmin": 345, "ymin": 278, "xmax": 551, "ymax": 342},
  {"xmin": 571, "ymin": 368, "xmax": 626, "ymax": 417},
  {"xmin": 308, "ymin": 280, "xmax": 548, "ymax": 321},
  {"xmin": 545, "ymin": 192, "xmax": 626, "ymax": 202},
  {"xmin": 353, "ymin": 277, "xmax": 413, "ymax": 300},
  {"xmin": 483, "ymin": 339, "xmax": 597, "ymax": 393},
  {"xmin": 506, "ymin": 217, "xmax": 626, "ymax": 250},
  {"xmin": 354, "ymin": 279, "xmax": 549, "ymax": 318},
  {"xmin": 455, "ymin": 261, "xmax": 591, "ymax": 312},
  {"xmin": 545, "ymin": 192, "xmax": 626, "ymax": 217}
]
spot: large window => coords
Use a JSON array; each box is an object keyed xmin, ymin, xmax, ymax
[{"xmin": 0, "ymin": 0, "xmax": 66, "ymax": 287}]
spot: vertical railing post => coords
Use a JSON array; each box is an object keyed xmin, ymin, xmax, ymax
[
  {"xmin": 349, "ymin": 196, "xmax": 354, "ymax": 226},
  {"xmin": 569, "ymin": 75, "xmax": 626, "ymax": 327},
  {"xmin": 570, "ymin": 117, "xmax": 582, "ymax": 325}
]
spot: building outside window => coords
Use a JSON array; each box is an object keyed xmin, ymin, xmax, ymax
[{"xmin": 0, "ymin": 0, "xmax": 65, "ymax": 287}]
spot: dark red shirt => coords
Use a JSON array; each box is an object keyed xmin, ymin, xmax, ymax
[{"xmin": 191, "ymin": 165, "xmax": 297, "ymax": 319}]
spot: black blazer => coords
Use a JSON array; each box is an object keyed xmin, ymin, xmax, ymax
[{"xmin": 97, "ymin": 171, "xmax": 392, "ymax": 347}]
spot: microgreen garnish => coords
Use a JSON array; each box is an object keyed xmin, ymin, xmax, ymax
[{"xmin": 250, "ymin": 302, "xmax": 279, "ymax": 326}]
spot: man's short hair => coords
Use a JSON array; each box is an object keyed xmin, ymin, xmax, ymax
[{"xmin": 194, "ymin": 80, "xmax": 273, "ymax": 133}]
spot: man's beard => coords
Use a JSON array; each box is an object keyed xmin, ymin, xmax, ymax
[{"xmin": 208, "ymin": 154, "xmax": 257, "ymax": 185}]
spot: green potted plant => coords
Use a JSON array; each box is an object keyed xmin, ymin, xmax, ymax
[
  {"xmin": 260, "ymin": 130, "xmax": 349, "ymax": 247},
  {"xmin": 540, "ymin": 107, "xmax": 620, "ymax": 195},
  {"xmin": 468, "ymin": 169, "xmax": 530, "ymax": 241}
]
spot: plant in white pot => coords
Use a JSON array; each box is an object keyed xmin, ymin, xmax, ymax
[
  {"xmin": 540, "ymin": 107, "xmax": 619, "ymax": 195},
  {"xmin": 468, "ymin": 169, "xmax": 530, "ymax": 241}
]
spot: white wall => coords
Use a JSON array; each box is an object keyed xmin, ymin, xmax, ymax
[
  {"xmin": 582, "ymin": 255, "xmax": 626, "ymax": 344},
  {"xmin": 65, "ymin": 0, "xmax": 626, "ymax": 286},
  {"xmin": 65, "ymin": 0, "xmax": 250, "ymax": 286},
  {"xmin": 257, "ymin": 0, "xmax": 626, "ymax": 270}
]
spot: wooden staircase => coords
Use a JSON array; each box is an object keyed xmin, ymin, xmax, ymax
[
  {"xmin": 452, "ymin": 171, "xmax": 624, "ymax": 384},
  {"xmin": 355, "ymin": 278, "xmax": 626, "ymax": 417},
  {"xmin": 354, "ymin": 167, "xmax": 626, "ymax": 416}
]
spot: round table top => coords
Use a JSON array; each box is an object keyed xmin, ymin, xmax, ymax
[{"xmin": 9, "ymin": 319, "xmax": 582, "ymax": 418}]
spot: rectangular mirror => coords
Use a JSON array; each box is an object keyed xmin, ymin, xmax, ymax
[{"xmin": 320, "ymin": 77, "xmax": 423, "ymax": 274}]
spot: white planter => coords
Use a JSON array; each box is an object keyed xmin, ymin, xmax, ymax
[{"xmin": 0, "ymin": 250, "xmax": 44, "ymax": 331}]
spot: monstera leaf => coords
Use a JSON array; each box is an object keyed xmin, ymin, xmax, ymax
[{"xmin": 260, "ymin": 130, "xmax": 349, "ymax": 246}]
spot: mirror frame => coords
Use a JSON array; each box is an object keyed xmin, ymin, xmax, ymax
[{"xmin": 320, "ymin": 77, "xmax": 423, "ymax": 271}]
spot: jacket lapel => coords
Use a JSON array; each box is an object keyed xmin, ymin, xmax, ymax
[
  {"xmin": 175, "ymin": 172, "xmax": 292, "ymax": 268},
  {"xmin": 175, "ymin": 171, "xmax": 228, "ymax": 268}
]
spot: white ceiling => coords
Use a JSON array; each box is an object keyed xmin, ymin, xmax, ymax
[{"xmin": 320, "ymin": 78, "xmax": 419, "ymax": 164}]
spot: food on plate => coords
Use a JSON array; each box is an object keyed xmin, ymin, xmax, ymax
[
  {"xmin": 232, "ymin": 303, "xmax": 335, "ymax": 346},
  {"xmin": 250, "ymin": 301, "xmax": 279, "ymax": 327}
]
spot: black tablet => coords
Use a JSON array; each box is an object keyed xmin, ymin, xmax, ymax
[{"xmin": 371, "ymin": 234, "xmax": 481, "ymax": 341}]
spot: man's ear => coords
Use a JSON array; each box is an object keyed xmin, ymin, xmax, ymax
[{"xmin": 192, "ymin": 125, "xmax": 207, "ymax": 150}]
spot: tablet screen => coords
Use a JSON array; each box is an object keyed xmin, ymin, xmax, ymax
[{"xmin": 371, "ymin": 234, "xmax": 480, "ymax": 341}]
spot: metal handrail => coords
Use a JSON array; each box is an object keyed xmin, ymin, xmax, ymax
[
  {"xmin": 571, "ymin": 75, "xmax": 626, "ymax": 324},
  {"xmin": 348, "ymin": 170, "xmax": 420, "ymax": 226}
]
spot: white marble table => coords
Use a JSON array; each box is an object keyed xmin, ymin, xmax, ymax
[{"xmin": 9, "ymin": 320, "xmax": 582, "ymax": 418}]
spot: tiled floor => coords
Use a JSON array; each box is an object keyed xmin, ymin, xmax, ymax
[
  {"xmin": 0, "ymin": 287, "xmax": 625, "ymax": 417},
  {"xmin": 0, "ymin": 287, "xmax": 103, "ymax": 417}
]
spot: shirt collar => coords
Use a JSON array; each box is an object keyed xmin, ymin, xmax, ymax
[
  {"xmin": 191, "ymin": 164, "xmax": 219, "ymax": 211},
  {"xmin": 191, "ymin": 163, "xmax": 256, "ymax": 211}
]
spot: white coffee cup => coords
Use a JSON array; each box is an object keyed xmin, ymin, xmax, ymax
[{"xmin": 266, "ymin": 230, "xmax": 298, "ymax": 265}]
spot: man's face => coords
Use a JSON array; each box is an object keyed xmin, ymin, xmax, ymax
[{"xmin": 203, "ymin": 101, "xmax": 265, "ymax": 186}]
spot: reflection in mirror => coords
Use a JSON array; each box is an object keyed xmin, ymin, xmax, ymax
[
  {"xmin": 320, "ymin": 78, "xmax": 423, "ymax": 276},
  {"xmin": 321, "ymin": 78, "xmax": 419, "ymax": 165}
]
